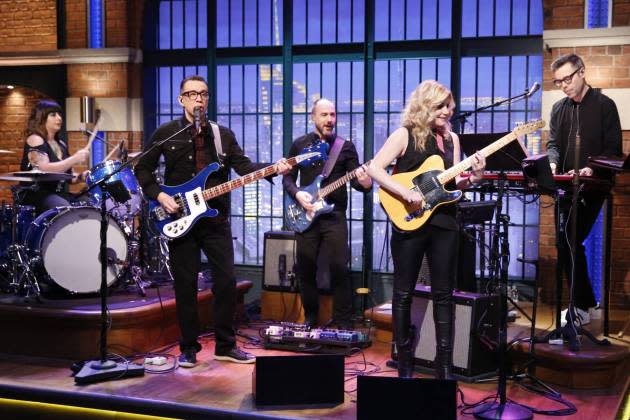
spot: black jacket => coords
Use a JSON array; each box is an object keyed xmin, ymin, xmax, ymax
[
  {"xmin": 547, "ymin": 87, "xmax": 622, "ymax": 173},
  {"xmin": 134, "ymin": 117, "xmax": 267, "ymax": 218},
  {"xmin": 282, "ymin": 132, "xmax": 371, "ymax": 213}
]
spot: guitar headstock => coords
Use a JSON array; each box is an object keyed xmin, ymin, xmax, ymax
[
  {"xmin": 298, "ymin": 140, "xmax": 329, "ymax": 168},
  {"xmin": 513, "ymin": 119, "xmax": 545, "ymax": 137}
]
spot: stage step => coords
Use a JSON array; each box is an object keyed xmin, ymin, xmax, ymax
[
  {"xmin": 365, "ymin": 301, "xmax": 629, "ymax": 389},
  {"xmin": 0, "ymin": 279, "xmax": 252, "ymax": 360}
]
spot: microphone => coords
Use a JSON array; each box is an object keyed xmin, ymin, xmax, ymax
[
  {"xmin": 278, "ymin": 254, "xmax": 286, "ymax": 285},
  {"xmin": 193, "ymin": 106, "xmax": 202, "ymax": 134},
  {"xmin": 526, "ymin": 82, "xmax": 540, "ymax": 98}
]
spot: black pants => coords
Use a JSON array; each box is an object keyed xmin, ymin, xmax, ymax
[
  {"xmin": 168, "ymin": 218, "xmax": 237, "ymax": 354},
  {"xmin": 296, "ymin": 211, "xmax": 352, "ymax": 324},
  {"xmin": 556, "ymin": 191, "xmax": 606, "ymax": 310},
  {"xmin": 391, "ymin": 224, "xmax": 458, "ymax": 347}
]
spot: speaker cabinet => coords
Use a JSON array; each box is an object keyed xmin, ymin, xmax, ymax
[
  {"xmin": 253, "ymin": 354, "xmax": 344, "ymax": 407},
  {"xmin": 263, "ymin": 230, "xmax": 330, "ymax": 291},
  {"xmin": 393, "ymin": 285, "xmax": 499, "ymax": 381},
  {"xmin": 357, "ymin": 376, "xmax": 456, "ymax": 420},
  {"xmin": 263, "ymin": 231, "xmax": 297, "ymax": 290}
]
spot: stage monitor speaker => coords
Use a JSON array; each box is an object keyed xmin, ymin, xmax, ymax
[
  {"xmin": 357, "ymin": 376, "xmax": 457, "ymax": 420},
  {"xmin": 263, "ymin": 230, "xmax": 330, "ymax": 291},
  {"xmin": 263, "ymin": 231, "xmax": 297, "ymax": 290},
  {"xmin": 253, "ymin": 354, "xmax": 344, "ymax": 407},
  {"xmin": 393, "ymin": 285, "xmax": 499, "ymax": 381}
]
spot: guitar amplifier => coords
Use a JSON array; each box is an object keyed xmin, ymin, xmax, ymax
[
  {"xmin": 263, "ymin": 230, "xmax": 330, "ymax": 291},
  {"xmin": 392, "ymin": 285, "xmax": 499, "ymax": 381}
]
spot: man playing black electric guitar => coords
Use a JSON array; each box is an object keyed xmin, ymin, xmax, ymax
[{"xmin": 282, "ymin": 98, "xmax": 372, "ymax": 330}]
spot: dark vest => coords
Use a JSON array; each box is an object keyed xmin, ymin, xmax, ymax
[{"xmin": 394, "ymin": 127, "xmax": 457, "ymax": 231}]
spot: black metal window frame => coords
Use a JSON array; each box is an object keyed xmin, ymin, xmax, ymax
[{"xmin": 143, "ymin": 0, "xmax": 543, "ymax": 281}]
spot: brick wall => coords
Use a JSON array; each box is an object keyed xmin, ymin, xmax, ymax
[
  {"xmin": 544, "ymin": 0, "xmax": 585, "ymax": 30},
  {"xmin": 541, "ymin": 19, "xmax": 630, "ymax": 309},
  {"xmin": 0, "ymin": 0, "xmax": 57, "ymax": 52},
  {"xmin": 613, "ymin": 0, "xmax": 630, "ymax": 26},
  {"xmin": 65, "ymin": 0, "xmax": 87, "ymax": 49}
]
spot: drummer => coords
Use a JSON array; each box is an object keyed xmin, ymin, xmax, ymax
[{"xmin": 19, "ymin": 100, "xmax": 90, "ymax": 214}]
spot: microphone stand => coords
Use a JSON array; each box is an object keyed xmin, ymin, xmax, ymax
[
  {"xmin": 74, "ymin": 123, "xmax": 193, "ymax": 384},
  {"xmin": 452, "ymin": 86, "xmax": 535, "ymax": 135}
]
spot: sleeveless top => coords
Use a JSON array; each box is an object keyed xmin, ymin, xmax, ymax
[
  {"xmin": 20, "ymin": 138, "xmax": 71, "ymax": 193},
  {"xmin": 393, "ymin": 127, "xmax": 458, "ymax": 231}
]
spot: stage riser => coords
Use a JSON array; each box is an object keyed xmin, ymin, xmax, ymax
[{"xmin": 0, "ymin": 281, "xmax": 251, "ymax": 360}]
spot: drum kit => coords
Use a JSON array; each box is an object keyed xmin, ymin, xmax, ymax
[{"xmin": 0, "ymin": 149, "xmax": 172, "ymax": 298}]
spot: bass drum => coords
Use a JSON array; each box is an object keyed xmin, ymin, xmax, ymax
[{"xmin": 25, "ymin": 206, "xmax": 128, "ymax": 294}]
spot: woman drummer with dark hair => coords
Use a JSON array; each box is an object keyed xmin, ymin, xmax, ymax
[{"xmin": 19, "ymin": 100, "xmax": 90, "ymax": 213}]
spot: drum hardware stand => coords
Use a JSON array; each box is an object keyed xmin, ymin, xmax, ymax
[
  {"xmin": 75, "ymin": 123, "xmax": 192, "ymax": 384},
  {"xmin": 6, "ymin": 185, "xmax": 41, "ymax": 299}
]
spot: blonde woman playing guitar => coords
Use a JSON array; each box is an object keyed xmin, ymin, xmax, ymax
[{"xmin": 367, "ymin": 80, "xmax": 486, "ymax": 380}]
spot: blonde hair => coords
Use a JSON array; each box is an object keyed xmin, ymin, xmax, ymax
[{"xmin": 401, "ymin": 80, "xmax": 453, "ymax": 151}]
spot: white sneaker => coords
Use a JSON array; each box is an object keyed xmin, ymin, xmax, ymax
[
  {"xmin": 589, "ymin": 306, "xmax": 602, "ymax": 320},
  {"xmin": 560, "ymin": 307, "xmax": 590, "ymax": 327}
]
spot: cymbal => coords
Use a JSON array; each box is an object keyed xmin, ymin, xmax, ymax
[
  {"xmin": 0, "ymin": 175, "xmax": 34, "ymax": 182},
  {"xmin": 3, "ymin": 169, "xmax": 75, "ymax": 182},
  {"xmin": 127, "ymin": 151, "xmax": 141, "ymax": 158},
  {"xmin": 0, "ymin": 149, "xmax": 15, "ymax": 154}
]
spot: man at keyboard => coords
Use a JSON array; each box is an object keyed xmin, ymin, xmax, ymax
[{"xmin": 547, "ymin": 53, "xmax": 622, "ymax": 326}]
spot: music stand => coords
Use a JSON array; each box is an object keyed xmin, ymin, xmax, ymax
[
  {"xmin": 522, "ymin": 154, "xmax": 556, "ymax": 195},
  {"xmin": 460, "ymin": 132, "xmax": 529, "ymax": 172}
]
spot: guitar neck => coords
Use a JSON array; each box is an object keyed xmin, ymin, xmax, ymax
[
  {"xmin": 202, "ymin": 155, "xmax": 299, "ymax": 200},
  {"xmin": 437, "ymin": 132, "xmax": 517, "ymax": 185},
  {"xmin": 318, "ymin": 161, "xmax": 370, "ymax": 199}
]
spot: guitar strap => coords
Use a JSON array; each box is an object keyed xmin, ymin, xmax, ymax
[
  {"xmin": 209, "ymin": 121, "xmax": 224, "ymax": 164},
  {"xmin": 320, "ymin": 136, "xmax": 344, "ymax": 179}
]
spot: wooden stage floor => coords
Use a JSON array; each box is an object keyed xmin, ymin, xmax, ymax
[{"xmin": 0, "ymin": 315, "xmax": 628, "ymax": 419}]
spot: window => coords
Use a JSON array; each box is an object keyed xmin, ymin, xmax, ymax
[{"xmin": 145, "ymin": 0, "xmax": 544, "ymax": 282}]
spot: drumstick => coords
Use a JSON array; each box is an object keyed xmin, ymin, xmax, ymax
[
  {"xmin": 84, "ymin": 115, "xmax": 103, "ymax": 151},
  {"xmin": 103, "ymin": 140, "xmax": 122, "ymax": 161}
]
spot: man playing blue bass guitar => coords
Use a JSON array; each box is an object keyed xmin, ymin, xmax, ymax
[
  {"xmin": 282, "ymin": 98, "xmax": 372, "ymax": 330},
  {"xmin": 135, "ymin": 75, "xmax": 292, "ymax": 367}
]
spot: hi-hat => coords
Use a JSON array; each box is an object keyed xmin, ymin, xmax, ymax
[
  {"xmin": 1, "ymin": 169, "xmax": 75, "ymax": 182},
  {"xmin": 0, "ymin": 149, "xmax": 15, "ymax": 154}
]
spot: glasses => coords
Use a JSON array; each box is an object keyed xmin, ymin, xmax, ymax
[
  {"xmin": 181, "ymin": 90, "xmax": 210, "ymax": 100},
  {"xmin": 552, "ymin": 67, "xmax": 582, "ymax": 88}
]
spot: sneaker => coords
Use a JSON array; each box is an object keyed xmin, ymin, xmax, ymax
[
  {"xmin": 560, "ymin": 307, "xmax": 590, "ymax": 327},
  {"xmin": 178, "ymin": 350, "xmax": 197, "ymax": 368},
  {"xmin": 589, "ymin": 306, "xmax": 602, "ymax": 320},
  {"xmin": 214, "ymin": 347, "xmax": 256, "ymax": 364}
]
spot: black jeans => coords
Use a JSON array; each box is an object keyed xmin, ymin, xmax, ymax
[
  {"xmin": 296, "ymin": 211, "xmax": 352, "ymax": 324},
  {"xmin": 556, "ymin": 191, "xmax": 606, "ymax": 310},
  {"xmin": 168, "ymin": 218, "xmax": 237, "ymax": 354},
  {"xmin": 391, "ymin": 224, "xmax": 458, "ymax": 349}
]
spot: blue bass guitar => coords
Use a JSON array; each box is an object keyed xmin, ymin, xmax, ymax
[{"xmin": 150, "ymin": 152, "xmax": 320, "ymax": 239}]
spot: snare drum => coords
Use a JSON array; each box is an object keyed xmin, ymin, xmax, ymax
[
  {"xmin": 86, "ymin": 160, "xmax": 142, "ymax": 218},
  {"xmin": 24, "ymin": 206, "xmax": 128, "ymax": 294}
]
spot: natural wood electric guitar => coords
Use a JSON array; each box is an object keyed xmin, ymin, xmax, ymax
[{"xmin": 378, "ymin": 120, "xmax": 545, "ymax": 231}]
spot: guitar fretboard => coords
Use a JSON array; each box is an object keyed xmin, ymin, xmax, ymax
[
  {"xmin": 318, "ymin": 161, "xmax": 370, "ymax": 199},
  {"xmin": 202, "ymin": 155, "xmax": 302, "ymax": 201},
  {"xmin": 436, "ymin": 119, "xmax": 544, "ymax": 186},
  {"xmin": 437, "ymin": 132, "xmax": 517, "ymax": 185}
]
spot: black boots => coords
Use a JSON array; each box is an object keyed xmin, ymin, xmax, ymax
[
  {"xmin": 434, "ymin": 301, "xmax": 454, "ymax": 380},
  {"xmin": 396, "ymin": 326, "xmax": 416, "ymax": 378}
]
